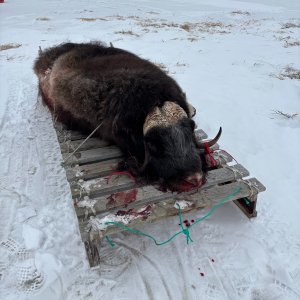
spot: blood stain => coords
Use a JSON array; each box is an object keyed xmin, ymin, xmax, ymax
[
  {"xmin": 138, "ymin": 205, "xmax": 152, "ymax": 219},
  {"xmin": 116, "ymin": 209, "xmax": 133, "ymax": 216},
  {"xmin": 115, "ymin": 204, "xmax": 152, "ymax": 220},
  {"xmin": 200, "ymin": 272, "xmax": 205, "ymax": 277},
  {"xmin": 211, "ymin": 259, "xmax": 215, "ymax": 262},
  {"xmin": 106, "ymin": 189, "xmax": 137, "ymax": 208}
]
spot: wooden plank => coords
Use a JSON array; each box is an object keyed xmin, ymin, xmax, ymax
[
  {"xmin": 64, "ymin": 142, "xmax": 220, "ymax": 167},
  {"xmin": 232, "ymin": 178, "xmax": 266, "ymax": 218},
  {"xmin": 61, "ymin": 127, "xmax": 218, "ymax": 167},
  {"xmin": 79, "ymin": 178, "xmax": 265, "ymax": 249},
  {"xmin": 72, "ymin": 175, "xmax": 135, "ymax": 201},
  {"xmin": 66, "ymin": 149, "xmax": 232, "ymax": 182},
  {"xmin": 74, "ymin": 164, "xmax": 250, "ymax": 219},
  {"xmin": 66, "ymin": 157, "xmax": 122, "ymax": 181},
  {"xmin": 57, "ymin": 130, "xmax": 87, "ymax": 142},
  {"xmin": 234, "ymin": 195, "xmax": 258, "ymax": 218},
  {"xmin": 84, "ymin": 240, "xmax": 101, "ymax": 267},
  {"xmin": 62, "ymin": 146, "xmax": 123, "ymax": 165},
  {"xmin": 60, "ymin": 138, "xmax": 110, "ymax": 153}
]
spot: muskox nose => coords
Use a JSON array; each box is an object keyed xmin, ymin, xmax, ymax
[{"xmin": 185, "ymin": 172, "xmax": 203, "ymax": 186}]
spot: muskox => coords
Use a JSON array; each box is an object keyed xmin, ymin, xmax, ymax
[{"xmin": 34, "ymin": 42, "xmax": 221, "ymax": 189}]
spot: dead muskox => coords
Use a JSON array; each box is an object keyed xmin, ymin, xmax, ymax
[{"xmin": 34, "ymin": 42, "xmax": 221, "ymax": 189}]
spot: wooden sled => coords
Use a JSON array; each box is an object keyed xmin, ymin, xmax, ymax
[{"xmin": 55, "ymin": 124, "xmax": 266, "ymax": 267}]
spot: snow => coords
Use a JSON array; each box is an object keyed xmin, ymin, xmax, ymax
[
  {"xmin": 22, "ymin": 224, "xmax": 45, "ymax": 250},
  {"xmin": 89, "ymin": 214, "xmax": 137, "ymax": 232},
  {"xmin": 174, "ymin": 200, "xmax": 193, "ymax": 210},
  {"xmin": 0, "ymin": 0, "xmax": 300, "ymax": 299}
]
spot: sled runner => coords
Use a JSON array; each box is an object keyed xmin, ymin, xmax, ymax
[{"xmin": 55, "ymin": 124, "xmax": 265, "ymax": 267}]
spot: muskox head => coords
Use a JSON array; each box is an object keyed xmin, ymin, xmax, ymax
[{"xmin": 140, "ymin": 101, "xmax": 221, "ymax": 189}]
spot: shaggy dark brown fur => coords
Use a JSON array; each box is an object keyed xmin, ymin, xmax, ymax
[{"xmin": 34, "ymin": 42, "xmax": 212, "ymax": 186}]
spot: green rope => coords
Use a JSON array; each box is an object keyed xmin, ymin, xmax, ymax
[
  {"xmin": 244, "ymin": 198, "xmax": 250, "ymax": 205},
  {"xmin": 104, "ymin": 187, "xmax": 241, "ymax": 247},
  {"xmin": 105, "ymin": 235, "xmax": 116, "ymax": 247}
]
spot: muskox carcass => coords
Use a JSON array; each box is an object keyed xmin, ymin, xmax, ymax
[{"xmin": 34, "ymin": 42, "xmax": 221, "ymax": 189}]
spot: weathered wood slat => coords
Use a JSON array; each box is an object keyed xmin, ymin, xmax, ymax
[
  {"xmin": 63, "ymin": 146, "xmax": 123, "ymax": 165},
  {"xmin": 72, "ymin": 163, "xmax": 248, "ymax": 202},
  {"xmin": 57, "ymin": 130, "xmax": 88, "ymax": 142},
  {"xmin": 64, "ymin": 142, "xmax": 219, "ymax": 167},
  {"xmin": 66, "ymin": 158, "xmax": 122, "ymax": 181},
  {"xmin": 60, "ymin": 138, "xmax": 110, "ymax": 153},
  {"xmin": 58, "ymin": 128, "xmax": 208, "ymax": 152},
  {"xmin": 66, "ymin": 149, "xmax": 232, "ymax": 182},
  {"xmin": 79, "ymin": 178, "xmax": 265, "ymax": 242},
  {"xmin": 72, "ymin": 175, "xmax": 135, "ymax": 200},
  {"xmin": 61, "ymin": 128, "xmax": 210, "ymax": 166},
  {"xmin": 74, "ymin": 164, "xmax": 249, "ymax": 219}
]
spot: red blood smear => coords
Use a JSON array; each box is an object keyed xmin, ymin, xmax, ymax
[
  {"xmin": 175, "ymin": 177, "xmax": 207, "ymax": 193},
  {"xmin": 200, "ymin": 272, "xmax": 205, "ymax": 277},
  {"xmin": 158, "ymin": 177, "xmax": 206, "ymax": 193},
  {"xmin": 124, "ymin": 189, "xmax": 138, "ymax": 204},
  {"xmin": 116, "ymin": 209, "xmax": 133, "ymax": 216},
  {"xmin": 138, "ymin": 205, "xmax": 152, "ymax": 219},
  {"xmin": 105, "ymin": 170, "xmax": 136, "ymax": 185},
  {"xmin": 176, "ymin": 181, "xmax": 198, "ymax": 192},
  {"xmin": 191, "ymin": 220, "xmax": 195, "ymax": 223},
  {"xmin": 204, "ymin": 142, "xmax": 217, "ymax": 168},
  {"xmin": 106, "ymin": 189, "xmax": 137, "ymax": 208},
  {"xmin": 116, "ymin": 205, "xmax": 152, "ymax": 220}
]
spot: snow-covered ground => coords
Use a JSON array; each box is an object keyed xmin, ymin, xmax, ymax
[{"xmin": 0, "ymin": 0, "xmax": 300, "ymax": 299}]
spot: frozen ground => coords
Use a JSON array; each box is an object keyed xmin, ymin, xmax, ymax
[{"xmin": 0, "ymin": 0, "xmax": 300, "ymax": 299}]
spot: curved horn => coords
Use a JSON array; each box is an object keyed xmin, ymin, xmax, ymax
[
  {"xmin": 199, "ymin": 127, "xmax": 222, "ymax": 149},
  {"xmin": 143, "ymin": 102, "xmax": 188, "ymax": 134}
]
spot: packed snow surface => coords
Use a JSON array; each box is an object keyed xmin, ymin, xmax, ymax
[{"xmin": 0, "ymin": 0, "xmax": 300, "ymax": 299}]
